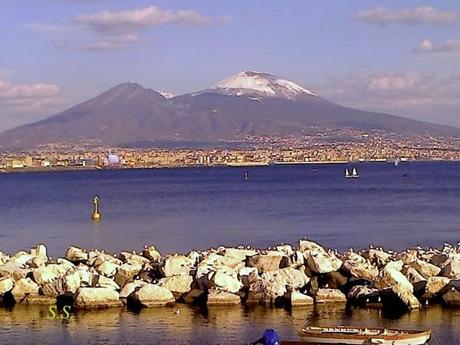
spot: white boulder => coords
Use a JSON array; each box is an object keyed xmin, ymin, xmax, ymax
[
  {"xmin": 410, "ymin": 259, "xmax": 441, "ymax": 278},
  {"xmin": 315, "ymin": 288, "xmax": 347, "ymax": 303},
  {"xmin": 341, "ymin": 251, "xmax": 378, "ymax": 280},
  {"xmin": 142, "ymin": 245, "xmax": 162, "ymax": 262},
  {"xmin": 65, "ymin": 246, "xmax": 88, "ymax": 262},
  {"xmin": 207, "ymin": 289, "xmax": 240, "ymax": 305},
  {"xmin": 441, "ymin": 260, "xmax": 460, "ymax": 279},
  {"xmin": 159, "ymin": 275, "xmax": 193, "ymax": 294},
  {"xmin": 0, "ymin": 277, "xmax": 14, "ymax": 295},
  {"xmin": 307, "ymin": 251, "xmax": 342, "ymax": 274},
  {"xmin": 163, "ymin": 255, "xmax": 194, "ymax": 277},
  {"xmin": 32, "ymin": 264, "xmax": 69, "ymax": 286},
  {"xmin": 95, "ymin": 260, "xmax": 118, "ymax": 278},
  {"xmin": 11, "ymin": 278, "xmax": 39, "ymax": 301},
  {"xmin": 289, "ymin": 291, "xmax": 314, "ymax": 306},
  {"xmin": 75, "ymin": 287, "xmax": 121, "ymax": 308},
  {"xmin": 211, "ymin": 268, "xmax": 243, "ymax": 293},
  {"xmin": 120, "ymin": 280, "xmax": 146, "ymax": 299},
  {"xmin": 131, "ymin": 284, "xmax": 175, "ymax": 307}
]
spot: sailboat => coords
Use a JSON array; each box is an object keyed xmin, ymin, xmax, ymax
[
  {"xmin": 345, "ymin": 167, "xmax": 359, "ymax": 178},
  {"xmin": 352, "ymin": 167, "xmax": 359, "ymax": 178}
]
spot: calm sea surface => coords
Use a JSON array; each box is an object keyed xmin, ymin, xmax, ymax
[
  {"xmin": 1, "ymin": 162, "xmax": 460, "ymax": 344},
  {"xmin": 0, "ymin": 162, "xmax": 459, "ymax": 256}
]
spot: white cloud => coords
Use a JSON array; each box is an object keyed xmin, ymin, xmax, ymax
[
  {"xmin": 0, "ymin": 78, "xmax": 60, "ymax": 100},
  {"xmin": 0, "ymin": 77, "xmax": 65, "ymax": 130},
  {"xmin": 75, "ymin": 5, "xmax": 230, "ymax": 34},
  {"xmin": 367, "ymin": 74, "xmax": 417, "ymax": 92},
  {"xmin": 82, "ymin": 33, "xmax": 140, "ymax": 51},
  {"xmin": 354, "ymin": 6, "xmax": 457, "ymax": 25},
  {"xmin": 317, "ymin": 72, "xmax": 460, "ymax": 125},
  {"xmin": 414, "ymin": 38, "xmax": 460, "ymax": 53},
  {"xmin": 28, "ymin": 5, "xmax": 229, "ymax": 51}
]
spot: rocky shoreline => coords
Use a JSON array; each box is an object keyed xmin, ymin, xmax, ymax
[{"xmin": 0, "ymin": 241, "xmax": 459, "ymax": 314}]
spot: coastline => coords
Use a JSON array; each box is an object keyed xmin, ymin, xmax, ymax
[
  {"xmin": 1, "ymin": 158, "xmax": 460, "ymax": 174},
  {"xmin": 1, "ymin": 240, "xmax": 458, "ymax": 315}
]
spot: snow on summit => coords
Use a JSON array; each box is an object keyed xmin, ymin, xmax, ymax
[
  {"xmin": 158, "ymin": 91, "xmax": 175, "ymax": 99},
  {"xmin": 212, "ymin": 71, "xmax": 316, "ymax": 99}
]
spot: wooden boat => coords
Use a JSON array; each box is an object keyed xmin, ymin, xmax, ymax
[{"xmin": 295, "ymin": 326, "xmax": 431, "ymax": 344}]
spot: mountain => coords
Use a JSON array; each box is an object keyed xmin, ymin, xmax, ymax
[
  {"xmin": 208, "ymin": 71, "xmax": 316, "ymax": 99},
  {"xmin": 0, "ymin": 83, "xmax": 186, "ymax": 148},
  {"xmin": 0, "ymin": 71, "xmax": 459, "ymax": 149}
]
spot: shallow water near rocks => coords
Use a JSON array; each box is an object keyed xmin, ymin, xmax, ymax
[{"xmin": 0, "ymin": 304, "xmax": 458, "ymax": 344}]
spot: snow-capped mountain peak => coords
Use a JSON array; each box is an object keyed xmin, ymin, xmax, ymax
[
  {"xmin": 158, "ymin": 91, "xmax": 176, "ymax": 99},
  {"xmin": 211, "ymin": 71, "xmax": 316, "ymax": 99}
]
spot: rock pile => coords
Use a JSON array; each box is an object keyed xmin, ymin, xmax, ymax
[{"xmin": 0, "ymin": 241, "xmax": 459, "ymax": 313}]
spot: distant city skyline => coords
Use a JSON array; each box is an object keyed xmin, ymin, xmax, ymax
[{"xmin": 1, "ymin": 0, "xmax": 460, "ymax": 131}]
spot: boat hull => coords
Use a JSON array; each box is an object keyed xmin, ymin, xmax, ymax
[
  {"xmin": 299, "ymin": 334, "xmax": 430, "ymax": 344},
  {"xmin": 299, "ymin": 328, "xmax": 431, "ymax": 345}
]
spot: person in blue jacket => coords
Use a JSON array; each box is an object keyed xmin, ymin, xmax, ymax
[{"xmin": 250, "ymin": 328, "xmax": 280, "ymax": 345}]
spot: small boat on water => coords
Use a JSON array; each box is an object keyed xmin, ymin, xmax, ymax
[
  {"xmin": 345, "ymin": 167, "xmax": 359, "ymax": 178},
  {"xmin": 296, "ymin": 326, "xmax": 431, "ymax": 345}
]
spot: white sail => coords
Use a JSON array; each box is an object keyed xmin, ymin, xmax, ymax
[
  {"xmin": 345, "ymin": 168, "xmax": 350, "ymax": 177},
  {"xmin": 352, "ymin": 167, "xmax": 358, "ymax": 176}
]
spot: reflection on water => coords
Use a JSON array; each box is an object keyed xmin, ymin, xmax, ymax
[{"xmin": 0, "ymin": 304, "xmax": 458, "ymax": 344}]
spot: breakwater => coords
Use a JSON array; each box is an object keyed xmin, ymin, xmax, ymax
[{"xmin": 0, "ymin": 240, "xmax": 459, "ymax": 314}]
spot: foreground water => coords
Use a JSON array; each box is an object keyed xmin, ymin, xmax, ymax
[
  {"xmin": 1, "ymin": 162, "xmax": 460, "ymax": 256},
  {"xmin": 0, "ymin": 304, "xmax": 458, "ymax": 345},
  {"xmin": 1, "ymin": 162, "xmax": 460, "ymax": 344}
]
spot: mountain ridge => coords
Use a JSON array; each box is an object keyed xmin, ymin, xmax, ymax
[{"xmin": 1, "ymin": 71, "xmax": 459, "ymax": 149}]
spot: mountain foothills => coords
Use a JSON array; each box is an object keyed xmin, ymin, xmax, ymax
[{"xmin": 1, "ymin": 71, "xmax": 459, "ymax": 149}]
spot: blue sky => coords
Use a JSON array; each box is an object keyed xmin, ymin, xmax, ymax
[{"xmin": 1, "ymin": 0, "xmax": 460, "ymax": 131}]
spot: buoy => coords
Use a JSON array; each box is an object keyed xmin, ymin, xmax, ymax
[{"xmin": 92, "ymin": 195, "xmax": 101, "ymax": 220}]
